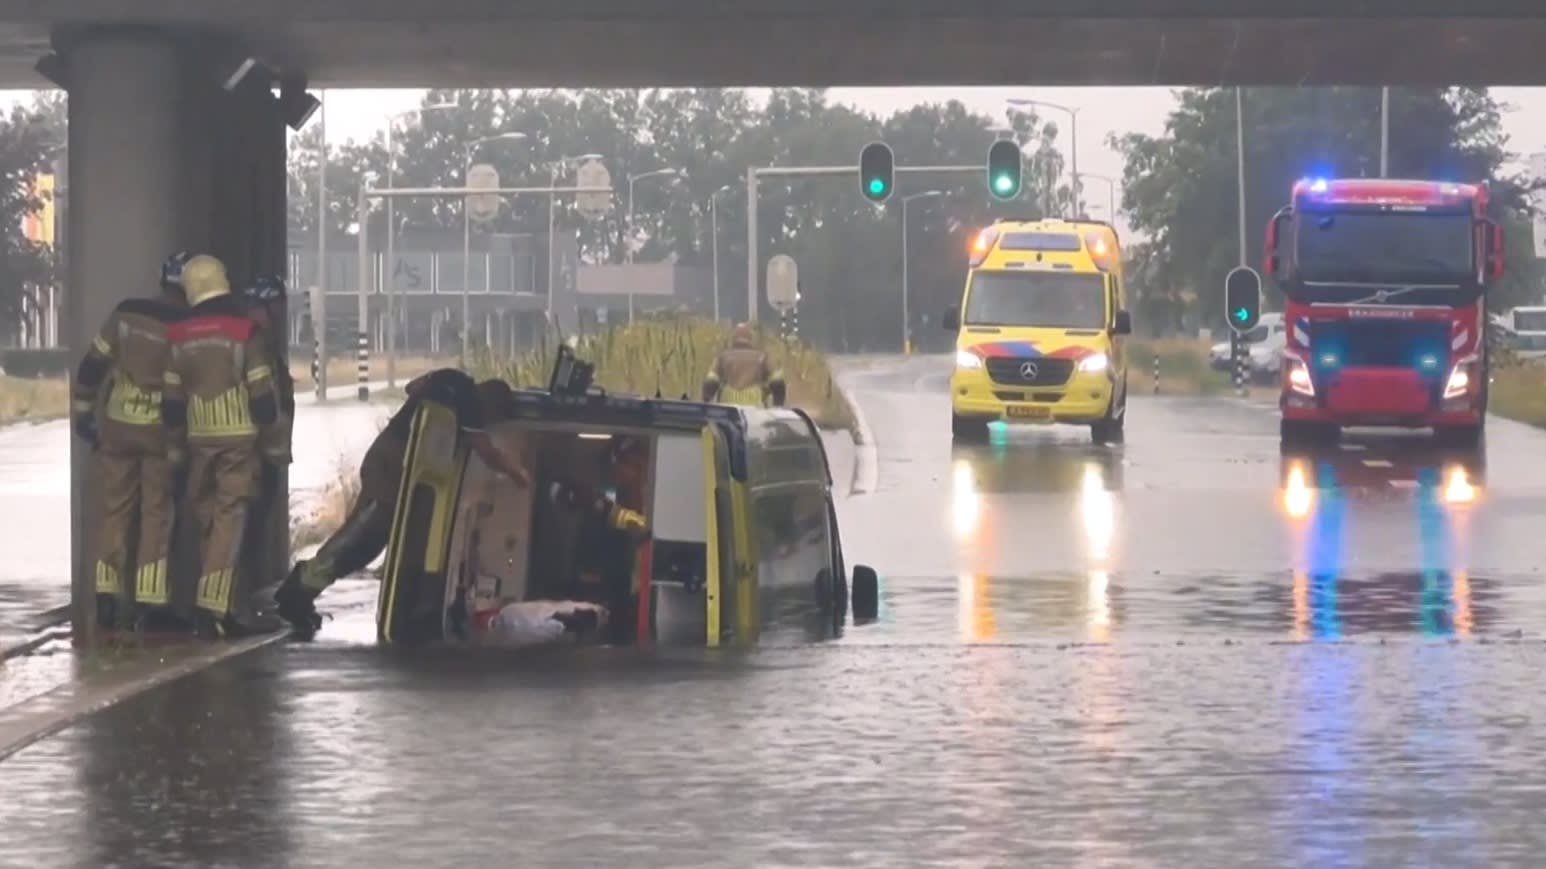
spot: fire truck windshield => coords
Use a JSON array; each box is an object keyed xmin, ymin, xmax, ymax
[{"xmin": 1295, "ymin": 209, "xmax": 1475, "ymax": 290}]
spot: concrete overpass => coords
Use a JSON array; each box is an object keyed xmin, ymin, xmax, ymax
[{"xmin": 15, "ymin": 0, "xmax": 1546, "ymax": 638}]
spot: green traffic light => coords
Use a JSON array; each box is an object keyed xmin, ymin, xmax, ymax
[
  {"xmin": 1234, "ymin": 307, "xmax": 1249, "ymax": 321},
  {"xmin": 993, "ymin": 175, "xmax": 1013, "ymax": 194},
  {"xmin": 868, "ymin": 178, "xmax": 886, "ymax": 196}
]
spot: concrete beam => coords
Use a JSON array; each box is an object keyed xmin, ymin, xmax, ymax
[{"xmin": 0, "ymin": 11, "xmax": 1544, "ymax": 87}]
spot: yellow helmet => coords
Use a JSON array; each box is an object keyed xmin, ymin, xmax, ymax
[{"xmin": 182, "ymin": 254, "xmax": 230, "ymax": 305}]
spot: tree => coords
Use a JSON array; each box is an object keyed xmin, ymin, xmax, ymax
[
  {"xmin": 0, "ymin": 99, "xmax": 61, "ymax": 332},
  {"xmin": 1115, "ymin": 86, "xmax": 1544, "ymax": 329},
  {"xmin": 283, "ymin": 87, "xmax": 1067, "ymax": 352}
]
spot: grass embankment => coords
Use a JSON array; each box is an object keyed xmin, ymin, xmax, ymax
[
  {"xmin": 0, "ymin": 375, "xmax": 69, "ymax": 424},
  {"xmin": 1490, "ymin": 360, "xmax": 1546, "ymax": 428},
  {"xmin": 1128, "ymin": 337, "xmax": 1233, "ymax": 396},
  {"xmin": 289, "ymin": 354, "xmax": 445, "ymax": 392},
  {"xmin": 291, "ymin": 456, "xmax": 366, "ymax": 551},
  {"xmin": 475, "ymin": 318, "xmax": 856, "ymax": 431}
]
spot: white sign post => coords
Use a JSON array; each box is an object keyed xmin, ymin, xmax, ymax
[
  {"xmin": 575, "ymin": 160, "xmax": 613, "ymax": 221},
  {"xmin": 466, "ymin": 164, "xmax": 501, "ymax": 223},
  {"xmin": 766, "ymin": 254, "xmax": 798, "ymax": 312},
  {"xmin": 767, "ymin": 254, "xmax": 798, "ymax": 339}
]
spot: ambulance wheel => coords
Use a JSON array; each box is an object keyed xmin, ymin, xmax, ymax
[
  {"xmin": 850, "ymin": 565, "xmax": 879, "ymax": 622},
  {"xmin": 1091, "ymin": 396, "xmax": 1125, "ymax": 445},
  {"xmin": 952, "ymin": 415, "xmax": 989, "ymax": 442}
]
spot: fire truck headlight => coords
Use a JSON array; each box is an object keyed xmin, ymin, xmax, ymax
[
  {"xmin": 1444, "ymin": 355, "xmax": 1478, "ymax": 399},
  {"xmin": 1287, "ymin": 355, "xmax": 1314, "ymax": 397}
]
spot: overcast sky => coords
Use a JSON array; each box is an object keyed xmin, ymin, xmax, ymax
[{"xmin": 10, "ymin": 85, "xmax": 1546, "ymax": 228}]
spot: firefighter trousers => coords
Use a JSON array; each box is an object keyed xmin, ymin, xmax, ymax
[
  {"xmin": 94, "ymin": 443, "xmax": 176, "ymax": 607},
  {"xmin": 185, "ymin": 443, "xmax": 261, "ymax": 616},
  {"xmin": 299, "ymin": 430, "xmax": 406, "ymax": 594}
]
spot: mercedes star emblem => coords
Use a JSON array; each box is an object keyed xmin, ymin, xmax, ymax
[{"xmin": 1019, "ymin": 361, "xmax": 1039, "ymax": 380}]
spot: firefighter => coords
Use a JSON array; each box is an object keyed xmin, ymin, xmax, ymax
[
  {"xmin": 162, "ymin": 254, "xmax": 289, "ymax": 639},
  {"xmin": 551, "ymin": 435, "xmax": 651, "ymax": 643},
  {"xmin": 701, "ymin": 322, "xmax": 786, "ymax": 407},
  {"xmin": 271, "ymin": 369, "xmax": 532, "ymax": 638},
  {"xmin": 71, "ymin": 251, "xmax": 191, "ymax": 629}
]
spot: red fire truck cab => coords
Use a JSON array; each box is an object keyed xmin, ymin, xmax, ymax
[{"xmin": 1264, "ymin": 178, "xmax": 1505, "ymax": 448}]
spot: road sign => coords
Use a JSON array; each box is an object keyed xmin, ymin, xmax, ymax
[
  {"xmin": 466, "ymin": 163, "xmax": 501, "ymax": 223},
  {"xmin": 575, "ymin": 160, "xmax": 612, "ymax": 221},
  {"xmin": 1224, "ymin": 266, "xmax": 1263, "ymax": 333},
  {"xmin": 766, "ymin": 254, "xmax": 799, "ymax": 312}
]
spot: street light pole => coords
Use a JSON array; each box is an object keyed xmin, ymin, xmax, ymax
[
  {"xmin": 1236, "ymin": 86, "xmax": 1248, "ymax": 268},
  {"xmin": 625, "ymin": 168, "xmax": 684, "ymax": 322},
  {"xmin": 1007, "ymin": 97, "xmax": 1081, "ymax": 216},
  {"xmin": 901, "ymin": 190, "xmax": 942, "ymax": 354},
  {"xmin": 461, "ymin": 132, "xmax": 527, "ymax": 366},
  {"xmin": 383, "ymin": 100, "xmax": 455, "ymax": 387},
  {"xmin": 709, "ymin": 184, "xmax": 731, "ymax": 321},
  {"xmin": 546, "ymin": 153, "xmax": 603, "ymax": 325},
  {"xmin": 1076, "ymin": 172, "xmax": 1117, "ymax": 223}
]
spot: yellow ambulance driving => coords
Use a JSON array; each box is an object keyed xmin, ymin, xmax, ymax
[{"xmin": 942, "ymin": 218, "xmax": 1133, "ymax": 444}]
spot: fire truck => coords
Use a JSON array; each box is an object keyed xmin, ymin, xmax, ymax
[{"xmin": 1264, "ymin": 178, "xmax": 1505, "ymax": 448}]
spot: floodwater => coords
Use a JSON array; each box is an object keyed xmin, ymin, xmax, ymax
[{"xmin": 5, "ymin": 357, "xmax": 1546, "ymax": 867}]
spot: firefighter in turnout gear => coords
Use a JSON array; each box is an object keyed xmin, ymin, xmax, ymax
[
  {"xmin": 701, "ymin": 323, "xmax": 786, "ymax": 407},
  {"xmin": 271, "ymin": 370, "xmax": 531, "ymax": 638},
  {"xmin": 71, "ymin": 251, "xmax": 191, "ymax": 629},
  {"xmin": 161, "ymin": 255, "xmax": 289, "ymax": 639}
]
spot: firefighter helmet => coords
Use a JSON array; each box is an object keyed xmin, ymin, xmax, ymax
[
  {"xmin": 731, "ymin": 322, "xmax": 755, "ymax": 347},
  {"xmin": 182, "ymin": 255, "xmax": 231, "ymax": 305}
]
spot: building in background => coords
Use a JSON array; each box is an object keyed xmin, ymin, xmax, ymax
[{"xmin": 13, "ymin": 171, "xmax": 60, "ymax": 349}]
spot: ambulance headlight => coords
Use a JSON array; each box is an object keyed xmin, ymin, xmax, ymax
[
  {"xmin": 955, "ymin": 350, "xmax": 983, "ymax": 370},
  {"xmin": 1077, "ymin": 352, "xmax": 1109, "ymax": 374}
]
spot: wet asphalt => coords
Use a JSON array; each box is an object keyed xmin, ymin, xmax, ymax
[{"xmin": 5, "ymin": 356, "xmax": 1546, "ymax": 867}]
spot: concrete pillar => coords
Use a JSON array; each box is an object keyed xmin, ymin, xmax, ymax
[{"xmin": 62, "ymin": 28, "xmax": 289, "ymax": 640}]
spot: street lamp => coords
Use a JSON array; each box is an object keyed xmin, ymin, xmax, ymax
[
  {"xmin": 461, "ymin": 132, "xmax": 527, "ymax": 365},
  {"xmin": 709, "ymin": 183, "xmax": 732, "ymax": 322},
  {"xmin": 1007, "ymin": 97, "xmax": 1081, "ymax": 217},
  {"xmin": 626, "ymin": 167, "xmax": 685, "ymax": 322},
  {"xmin": 902, "ymin": 190, "xmax": 943, "ymax": 354},
  {"xmin": 1076, "ymin": 172, "xmax": 1117, "ymax": 222},
  {"xmin": 547, "ymin": 152, "xmax": 604, "ymax": 323},
  {"xmin": 384, "ymin": 99, "xmax": 456, "ymax": 386}
]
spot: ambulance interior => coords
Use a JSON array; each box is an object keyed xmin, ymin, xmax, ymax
[{"xmin": 441, "ymin": 422, "xmax": 713, "ymax": 644}]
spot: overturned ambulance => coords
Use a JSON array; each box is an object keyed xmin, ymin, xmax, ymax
[{"xmin": 375, "ymin": 351, "xmax": 878, "ymax": 648}]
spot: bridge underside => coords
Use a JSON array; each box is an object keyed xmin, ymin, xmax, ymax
[{"xmin": 5, "ymin": 13, "xmax": 1546, "ymax": 88}]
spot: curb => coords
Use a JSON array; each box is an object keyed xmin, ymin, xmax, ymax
[{"xmin": 836, "ymin": 376, "xmax": 879, "ymax": 496}]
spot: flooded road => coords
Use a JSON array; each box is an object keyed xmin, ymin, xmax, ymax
[{"xmin": 5, "ymin": 356, "xmax": 1546, "ymax": 867}]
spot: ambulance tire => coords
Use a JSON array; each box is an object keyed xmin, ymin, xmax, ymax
[
  {"xmin": 850, "ymin": 565, "xmax": 879, "ymax": 623},
  {"xmin": 952, "ymin": 415, "xmax": 989, "ymax": 442},
  {"xmin": 1090, "ymin": 388, "xmax": 1126, "ymax": 445}
]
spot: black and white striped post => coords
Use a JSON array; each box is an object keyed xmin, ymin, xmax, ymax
[
  {"xmin": 356, "ymin": 330, "xmax": 370, "ymax": 402},
  {"xmin": 1231, "ymin": 335, "xmax": 1247, "ymax": 396},
  {"xmin": 1152, "ymin": 353, "xmax": 1160, "ymax": 394}
]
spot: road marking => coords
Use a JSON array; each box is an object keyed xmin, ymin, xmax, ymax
[
  {"xmin": 1362, "ymin": 459, "xmax": 1394, "ymax": 468},
  {"xmin": 0, "ymin": 632, "xmax": 287, "ymax": 764}
]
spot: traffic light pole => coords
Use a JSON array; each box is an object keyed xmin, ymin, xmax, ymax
[{"xmin": 744, "ymin": 164, "xmax": 980, "ymax": 323}]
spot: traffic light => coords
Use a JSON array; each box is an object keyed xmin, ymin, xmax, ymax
[
  {"xmin": 1224, "ymin": 266, "xmax": 1263, "ymax": 333},
  {"xmin": 986, "ymin": 139, "xmax": 1022, "ymax": 200},
  {"xmin": 859, "ymin": 142, "xmax": 894, "ymax": 203}
]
